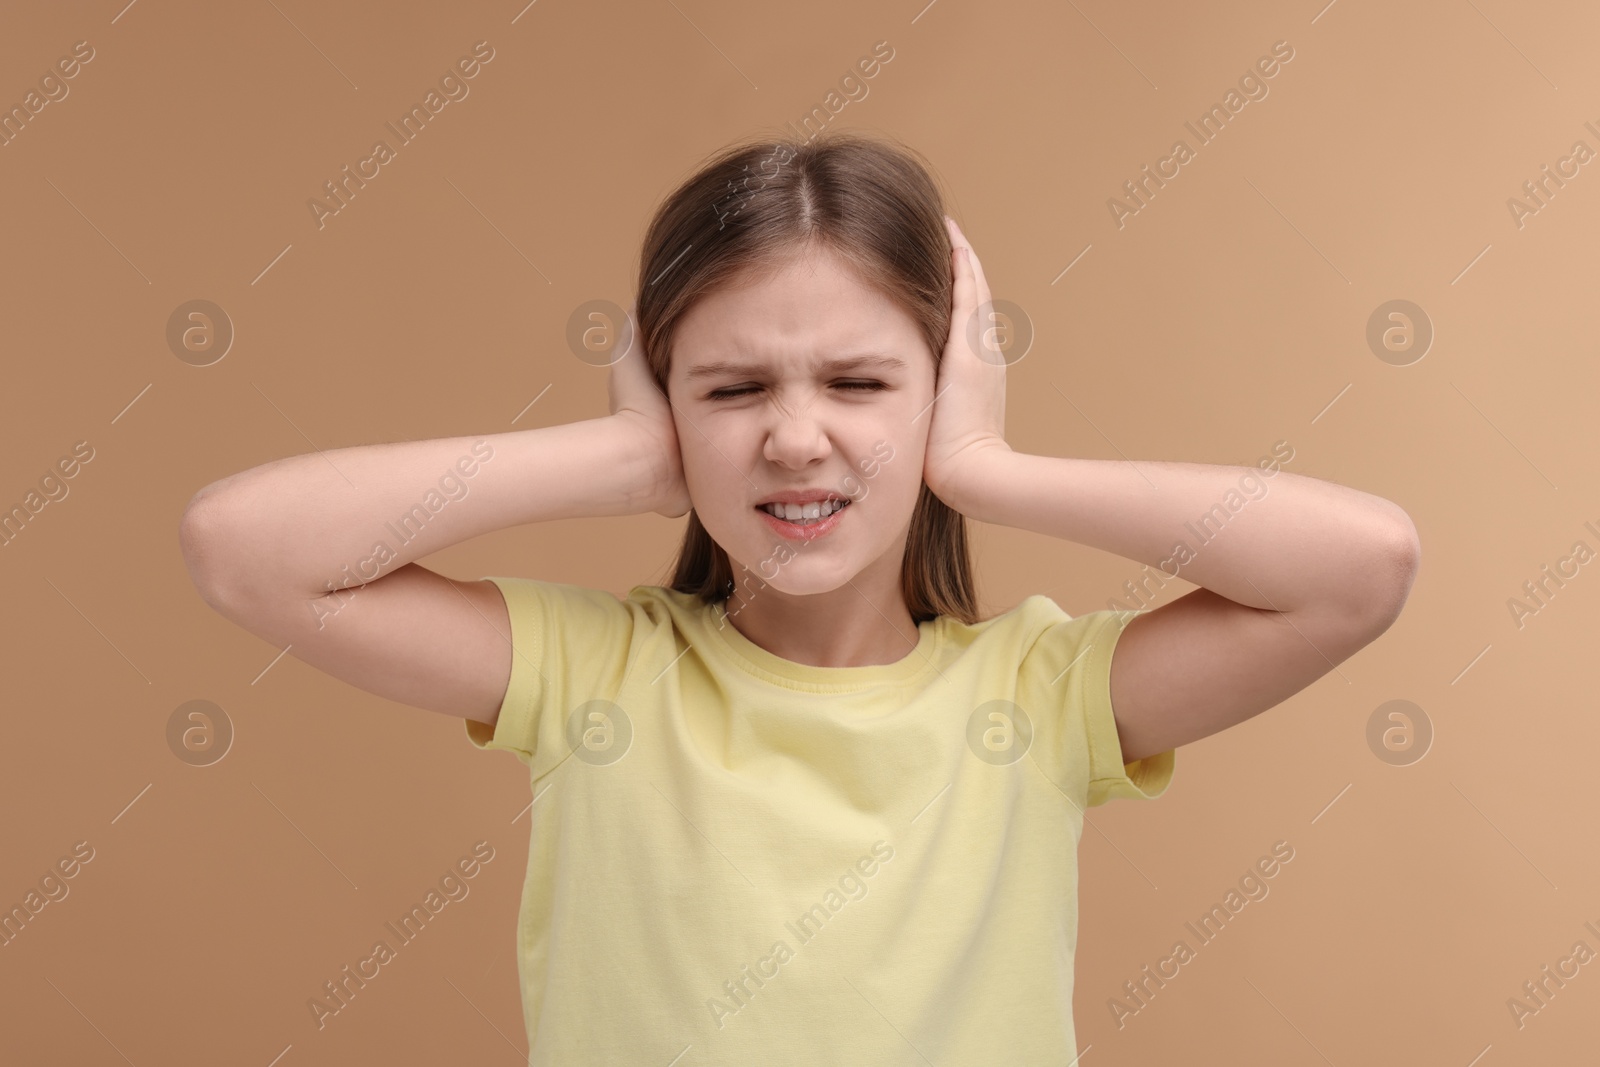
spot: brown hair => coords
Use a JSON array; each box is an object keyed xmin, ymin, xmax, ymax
[{"xmin": 632, "ymin": 130, "xmax": 980, "ymax": 626}]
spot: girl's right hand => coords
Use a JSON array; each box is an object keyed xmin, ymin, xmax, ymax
[{"xmin": 607, "ymin": 332, "xmax": 692, "ymax": 519}]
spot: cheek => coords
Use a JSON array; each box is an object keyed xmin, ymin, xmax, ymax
[
  {"xmin": 844, "ymin": 441, "xmax": 917, "ymax": 510},
  {"xmin": 673, "ymin": 411, "xmax": 715, "ymax": 462},
  {"xmin": 882, "ymin": 458, "xmax": 925, "ymax": 510},
  {"xmin": 679, "ymin": 443, "xmax": 718, "ymax": 502},
  {"xmin": 677, "ymin": 418, "xmax": 752, "ymax": 512}
]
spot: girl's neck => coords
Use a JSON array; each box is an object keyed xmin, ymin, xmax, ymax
[{"xmin": 721, "ymin": 574, "xmax": 919, "ymax": 669}]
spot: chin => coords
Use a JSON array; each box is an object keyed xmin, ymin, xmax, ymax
[
  {"xmin": 722, "ymin": 545, "xmax": 858, "ymax": 597},
  {"xmin": 756, "ymin": 569, "xmax": 855, "ymax": 597}
]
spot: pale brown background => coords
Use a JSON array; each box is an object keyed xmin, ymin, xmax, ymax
[{"xmin": 3, "ymin": 0, "xmax": 1596, "ymax": 1063}]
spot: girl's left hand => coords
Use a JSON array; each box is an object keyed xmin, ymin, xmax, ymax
[{"xmin": 922, "ymin": 216, "xmax": 1012, "ymax": 507}]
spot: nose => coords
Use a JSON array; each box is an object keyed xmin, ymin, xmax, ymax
[{"xmin": 760, "ymin": 386, "xmax": 833, "ymax": 470}]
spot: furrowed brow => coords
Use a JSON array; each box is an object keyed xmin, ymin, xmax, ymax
[{"xmin": 684, "ymin": 354, "xmax": 907, "ymax": 382}]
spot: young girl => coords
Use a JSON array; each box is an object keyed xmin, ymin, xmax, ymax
[{"xmin": 179, "ymin": 132, "xmax": 1420, "ymax": 1064}]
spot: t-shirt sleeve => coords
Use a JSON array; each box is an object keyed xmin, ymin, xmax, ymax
[
  {"xmin": 462, "ymin": 576, "xmax": 636, "ymax": 778},
  {"xmin": 1019, "ymin": 604, "xmax": 1175, "ymax": 808}
]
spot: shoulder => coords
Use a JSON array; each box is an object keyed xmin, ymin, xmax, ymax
[
  {"xmin": 921, "ymin": 594, "xmax": 1082, "ymax": 669},
  {"xmin": 948, "ymin": 593, "xmax": 1079, "ymax": 643},
  {"xmin": 481, "ymin": 578, "xmax": 697, "ymax": 647},
  {"xmin": 951, "ymin": 595, "xmax": 1143, "ymax": 679},
  {"xmin": 485, "ymin": 577, "xmax": 685, "ymax": 612}
]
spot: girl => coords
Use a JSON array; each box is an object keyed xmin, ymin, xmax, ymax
[{"xmin": 179, "ymin": 132, "xmax": 1420, "ymax": 1064}]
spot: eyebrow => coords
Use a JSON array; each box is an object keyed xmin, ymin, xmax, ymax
[{"xmin": 683, "ymin": 353, "xmax": 908, "ymax": 383}]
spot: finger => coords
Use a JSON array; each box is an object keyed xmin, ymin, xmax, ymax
[
  {"xmin": 947, "ymin": 218, "xmax": 1009, "ymax": 370},
  {"xmin": 945, "ymin": 216, "xmax": 991, "ymax": 309},
  {"xmin": 945, "ymin": 218, "xmax": 973, "ymax": 302},
  {"xmin": 945, "ymin": 219, "xmax": 981, "ymax": 360}
]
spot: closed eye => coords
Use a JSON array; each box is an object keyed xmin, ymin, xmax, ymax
[{"xmin": 707, "ymin": 381, "xmax": 886, "ymax": 400}]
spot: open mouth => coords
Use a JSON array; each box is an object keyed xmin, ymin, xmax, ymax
[{"xmin": 755, "ymin": 498, "xmax": 851, "ymax": 539}]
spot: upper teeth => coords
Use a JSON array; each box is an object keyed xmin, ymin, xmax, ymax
[{"xmin": 763, "ymin": 499, "xmax": 846, "ymax": 521}]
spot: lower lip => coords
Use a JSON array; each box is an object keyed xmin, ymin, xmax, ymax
[{"xmin": 756, "ymin": 502, "xmax": 850, "ymax": 541}]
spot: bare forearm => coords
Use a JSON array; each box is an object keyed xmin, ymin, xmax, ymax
[
  {"xmin": 952, "ymin": 450, "xmax": 1419, "ymax": 618},
  {"xmin": 181, "ymin": 415, "xmax": 658, "ymax": 601}
]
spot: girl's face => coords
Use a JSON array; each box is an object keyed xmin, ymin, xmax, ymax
[{"xmin": 666, "ymin": 245, "xmax": 936, "ymax": 597}]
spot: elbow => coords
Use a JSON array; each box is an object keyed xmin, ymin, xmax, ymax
[
  {"xmin": 1357, "ymin": 506, "xmax": 1422, "ymax": 638},
  {"xmin": 179, "ymin": 489, "xmax": 244, "ymax": 614}
]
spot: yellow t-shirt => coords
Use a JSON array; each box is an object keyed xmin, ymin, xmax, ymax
[{"xmin": 464, "ymin": 578, "xmax": 1175, "ymax": 1065}]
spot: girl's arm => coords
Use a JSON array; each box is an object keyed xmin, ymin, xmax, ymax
[
  {"xmin": 178, "ymin": 412, "xmax": 672, "ymax": 723},
  {"xmin": 924, "ymin": 216, "xmax": 1420, "ymax": 764},
  {"xmin": 944, "ymin": 452, "xmax": 1420, "ymax": 762}
]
